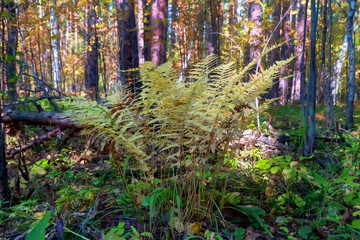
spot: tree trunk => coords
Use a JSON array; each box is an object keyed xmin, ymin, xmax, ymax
[
  {"xmin": 321, "ymin": 0, "xmax": 334, "ymax": 127},
  {"xmin": 346, "ymin": 0, "xmax": 356, "ymax": 129},
  {"xmin": 51, "ymin": 1, "xmax": 60, "ymax": 91},
  {"xmin": 150, "ymin": 0, "xmax": 168, "ymax": 66},
  {"xmin": 6, "ymin": 0, "xmax": 18, "ymax": 108},
  {"xmin": 0, "ymin": 0, "xmax": 7, "ymax": 199},
  {"xmin": 269, "ymin": 0, "xmax": 281, "ymax": 98},
  {"xmin": 0, "ymin": 112, "xmax": 7, "ymax": 201},
  {"xmin": 248, "ymin": 1, "xmax": 262, "ymax": 63},
  {"xmin": 196, "ymin": 1, "xmax": 206, "ymax": 60},
  {"xmin": 1, "ymin": 0, "xmax": 18, "ymax": 200},
  {"xmin": 332, "ymin": 36, "xmax": 347, "ymax": 104},
  {"xmin": 279, "ymin": 0, "xmax": 291, "ymax": 105},
  {"xmin": 208, "ymin": 0, "xmax": 221, "ymax": 55},
  {"xmin": 170, "ymin": 0, "xmax": 177, "ymax": 57},
  {"xmin": 300, "ymin": 0, "xmax": 309, "ymax": 115},
  {"xmin": 291, "ymin": 0, "xmax": 307, "ymax": 102},
  {"xmin": 117, "ymin": 0, "xmax": 139, "ymax": 91},
  {"xmin": 304, "ymin": 0, "xmax": 319, "ymax": 155},
  {"xmin": 137, "ymin": 0, "xmax": 146, "ymax": 66},
  {"xmin": 85, "ymin": 1, "xmax": 99, "ymax": 101}
]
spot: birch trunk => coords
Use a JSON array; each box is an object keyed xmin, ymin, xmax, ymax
[{"xmin": 51, "ymin": 2, "xmax": 60, "ymax": 91}]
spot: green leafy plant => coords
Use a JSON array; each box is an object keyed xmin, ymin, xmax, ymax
[
  {"xmin": 60, "ymin": 53, "xmax": 293, "ymax": 235},
  {"xmin": 25, "ymin": 211, "xmax": 51, "ymax": 240},
  {"xmin": 105, "ymin": 222, "xmax": 152, "ymax": 240},
  {"xmin": 204, "ymin": 229, "xmax": 224, "ymax": 240}
]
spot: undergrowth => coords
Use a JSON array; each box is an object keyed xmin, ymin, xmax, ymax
[{"xmin": 2, "ymin": 54, "xmax": 360, "ymax": 240}]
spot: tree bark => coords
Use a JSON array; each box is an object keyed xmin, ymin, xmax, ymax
[
  {"xmin": 1, "ymin": 0, "xmax": 18, "ymax": 201},
  {"xmin": 6, "ymin": 0, "xmax": 18, "ymax": 108},
  {"xmin": 170, "ymin": 0, "xmax": 177, "ymax": 57},
  {"xmin": 248, "ymin": 1, "xmax": 263, "ymax": 65},
  {"xmin": 3, "ymin": 112, "xmax": 81, "ymax": 129},
  {"xmin": 117, "ymin": 0, "xmax": 139, "ymax": 91},
  {"xmin": 279, "ymin": 0, "xmax": 291, "ymax": 105},
  {"xmin": 304, "ymin": 0, "xmax": 319, "ymax": 155},
  {"xmin": 51, "ymin": 1, "xmax": 60, "ymax": 91},
  {"xmin": 269, "ymin": 0, "xmax": 281, "ymax": 98},
  {"xmin": 208, "ymin": 0, "xmax": 222, "ymax": 55},
  {"xmin": 150, "ymin": 0, "xmax": 168, "ymax": 66},
  {"xmin": 332, "ymin": 35, "xmax": 347, "ymax": 104},
  {"xmin": 85, "ymin": 1, "xmax": 99, "ymax": 101},
  {"xmin": 321, "ymin": 0, "xmax": 334, "ymax": 127},
  {"xmin": 291, "ymin": 0, "xmax": 307, "ymax": 102},
  {"xmin": 137, "ymin": 0, "xmax": 146, "ymax": 66},
  {"xmin": 300, "ymin": 0, "xmax": 309, "ymax": 116},
  {"xmin": 0, "ymin": 113, "xmax": 7, "ymax": 201},
  {"xmin": 346, "ymin": 0, "xmax": 356, "ymax": 129},
  {"xmin": 0, "ymin": 0, "xmax": 7, "ymax": 197}
]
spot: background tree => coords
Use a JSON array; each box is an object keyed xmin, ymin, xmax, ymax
[
  {"xmin": 85, "ymin": 1, "xmax": 99, "ymax": 100},
  {"xmin": 150, "ymin": 0, "xmax": 168, "ymax": 66},
  {"xmin": 321, "ymin": 0, "xmax": 334, "ymax": 127},
  {"xmin": 6, "ymin": 0, "xmax": 18, "ymax": 107},
  {"xmin": 279, "ymin": 0, "xmax": 291, "ymax": 105},
  {"xmin": 291, "ymin": 0, "xmax": 308, "ymax": 102},
  {"xmin": 208, "ymin": 0, "xmax": 222, "ymax": 55},
  {"xmin": 345, "ymin": 0, "xmax": 356, "ymax": 129},
  {"xmin": 50, "ymin": 0, "xmax": 60, "ymax": 91},
  {"xmin": 247, "ymin": 0, "xmax": 263, "ymax": 71},
  {"xmin": 116, "ymin": 0, "xmax": 139, "ymax": 91},
  {"xmin": 304, "ymin": 0, "xmax": 320, "ymax": 155}
]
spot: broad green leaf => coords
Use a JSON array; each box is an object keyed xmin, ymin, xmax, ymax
[
  {"xmin": 234, "ymin": 227, "xmax": 245, "ymax": 240},
  {"xmin": 235, "ymin": 206, "xmax": 272, "ymax": 237},
  {"xmin": 141, "ymin": 195, "xmax": 150, "ymax": 206},
  {"xmin": 313, "ymin": 173, "xmax": 325, "ymax": 186},
  {"xmin": 131, "ymin": 226, "xmax": 139, "ymax": 236},
  {"xmin": 353, "ymin": 211, "xmax": 360, "ymax": 216},
  {"xmin": 26, "ymin": 211, "xmax": 51, "ymax": 240},
  {"xmin": 288, "ymin": 236, "xmax": 298, "ymax": 240},
  {"xmin": 140, "ymin": 232, "xmax": 153, "ymax": 237},
  {"xmin": 277, "ymin": 193, "xmax": 289, "ymax": 205},
  {"xmin": 270, "ymin": 166, "xmax": 280, "ymax": 174},
  {"xmin": 215, "ymin": 235, "xmax": 224, "ymax": 240},
  {"xmin": 328, "ymin": 201, "xmax": 346, "ymax": 211},
  {"xmin": 293, "ymin": 194, "xmax": 306, "ymax": 208},
  {"xmin": 282, "ymin": 168, "xmax": 296, "ymax": 181},
  {"xmin": 117, "ymin": 222, "xmax": 125, "ymax": 228},
  {"xmin": 352, "ymin": 219, "xmax": 360, "ymax": 230},
  {"xmin": 289, "ymin": 161, "xmax": 298, "ymax": 168},
  {"xmin": 279, "ymin": 226, "xmax": 289, "ymax": 234},
  {"xmin": 298, "ymin": 225, "xmax": 312, "ymax": 238}
]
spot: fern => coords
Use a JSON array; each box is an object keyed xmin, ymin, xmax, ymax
[{"xmin": 59, "ymin": 53, "xmax": 293, "ymax": 222}]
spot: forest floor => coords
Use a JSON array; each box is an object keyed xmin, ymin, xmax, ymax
[{"xmin": 1, "ymin": 104, "xmax": 360, "ymax": 240}]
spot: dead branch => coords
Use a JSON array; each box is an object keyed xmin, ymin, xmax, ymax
[
  {"xmin": 5, "ymin": 96, "xmax": 61, "ymax": 107},
  {"xmin": 8, "ymin": 128, "xmax": 62, "ymax": 156}
]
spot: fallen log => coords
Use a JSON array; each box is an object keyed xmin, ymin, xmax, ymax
[
  {"xmin": 7, "ymin": 128, "xmax": 62, "ymax": 156},
  {"xmin": 8, "ymin": 128, "xmax": 63, "ymax": 156},
  {"xmin": 3, "ymin": 112, "xmax": 82, "ymax": 129}
]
